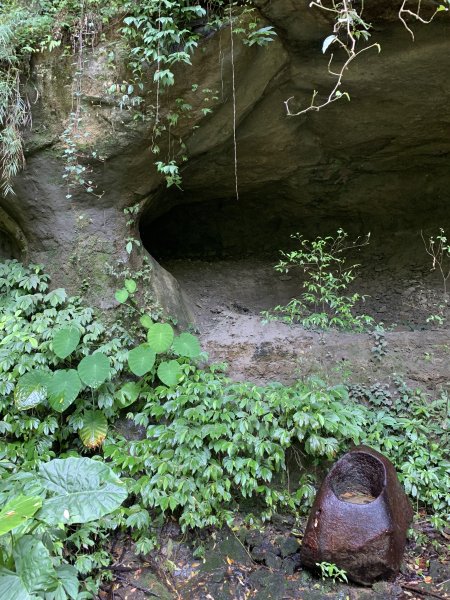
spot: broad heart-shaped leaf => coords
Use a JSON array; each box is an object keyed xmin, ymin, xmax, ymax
[
  {"xmin": 48, "ymin": 369, "xmax": 82, "ymax": 412},
  {"xmin": 77, "ymin": 352, "xmax": 110, "ymax": 389},
  {"xmin": 52, "ymin": 327, "xmax": 81, "ymax": 359},
  {"xmin": 147, "ymin": 323, "xmax": 174, "ymax": 354},
  {"xmin": 115, "ymin": 288, "xmax": 129, "ymax": 304},
  {"xmin": 0, "ymin": 495, "xmax": 42, "ymax": 536},
  {"xmin": 124, "ymin": 278, "xmax": 137, "ymax": 294},
  {"xmin": 139, "ymin": 314, "xmax": 154, "ymax": 329},
  {"xmin": 157, "ymin": 360, "xmax": 182, "ymax": 387},
  {"xmin": 46, "ymin": 565, "xmax": 79, "ymax": 600},
  {"xmin": 14, "ymin": 370, "xmax": 51, "ymax": 410},
  {"xmin": 0, "ymin": 569, "xmax": 32, "ymax": 600},
  {"xmin": 37, "ymin": 457, "xmax": 128, "ymax": 525},
  {"xmin": 128, "ymin": 343, "xmax": 156, "ymax": 376},
  {"xmin": 13, "ymin": 535, "xmax": 58, "ymax": 594},
  {"xmin": 79, "ymin": 410, "xmax": 108, "ymax": 448},
  {"xmin": 115, "ymin": 382, "xmax": 141, "ymax": 408},
  {"xmin": 172, "ymin": 332, "xmax": 201, "ymax": 359}
]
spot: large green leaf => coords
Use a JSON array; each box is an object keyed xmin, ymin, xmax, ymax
[
  {"xmin": 157, "ymin": 360, "xmax": 182, "ymax": 386},
  {"xmin": 172, "ymin": 332, "xmax": 201, "ymax": 358},
  {"xmin": 13, "ymin": 536, "xmax": 57, "ymax": 594},
  {"xmin": 79, "ymin": 410, "xmax": 108, "ymax": 448},
  {"xmin": 46, "ymin": 565, "xmax": 79, "ymax": 600},
  {"xmin": 139, "ymin": 314, "xmax": 153, "ymax": 329},
  {"xmin": 147, "ymin": 323, "xmax": 174, "ymax": 354},
  {"xmin": 77, "ymin": 352, "xmax": 110, "ymax": 388},
  {"xmin": 37, "ymin": 457, "xmax": 127, "ymax": 525},
  {"xmin": 128, "ymin": 343, "xmax": 156, "ymax": 376},
  {"xmin": 14, "ymin": 370, "xmax": 50, "ymax": 410},
  {"xmin": 47, "ymin": 369, "xmax": 82, "ymax": 412},
  {"xmin": 115, "ymin": 382, "xmax": 141, "ymax": 408},
  {"xmin": 52, "ymin": 327, "xmax": 81, "ymax": 360},
  {"xmin": 0, "ymin": 570, "xmax": 31, "ymax": 600},
  {"xmin": 0, "ymin": 495, "xmax": 42, "ymax": 536}
]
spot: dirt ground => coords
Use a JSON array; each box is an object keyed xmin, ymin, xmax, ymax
[
  {"xmin": 103, "ymin": 516, "xmax": 450, "ymax": 600},
  {"xmin": 162, "ymin": 257, "xmax": 450, "ymax": 393}
]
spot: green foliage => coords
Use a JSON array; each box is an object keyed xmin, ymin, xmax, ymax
[
  {"xmin": 0, "ymin": 3, "xmax": 50, "ymax": 195},
  {"xmin": 422, "ymin": 228, "xmax": 450, "ymax": 325},
  {"xmin": 317, "ymin": 561, "xmax": 348, "ymax": 584},
  {"xmin": 53, "ymin": 327, "xmax": 81, "ymax": 359},
  {"xmin": 0, "ymin": 495, "xmax": 42, "ymax": 535},
  {"xmin": 106, "ymin": 372, "xmax": 366, "ymax": 530},
  {"xmin": 363, "ymin": 378, "xmax": 450, "ymax": 531},
  {"xmin": 37, "ymin": 457, "xmax": 127, "ymax": 525},
  {"xmin": 173, "ymin": 331, "xmax": 201, "ymax": 358},
  {"xmin": 78, "ymin": 410, "xmax": 108, "ymax": 448},
  {"xmin": 1, "ymin": 0, "xmax": 277, "ymax": 194},
  {"xmin": 128, "ymin": 344, "xmax": 156, "ymax": 376},
  {"xmin": 0, "ymin": 456, "xmax": 127, "ymax": 599},
  {"xmin": 156, "ymin": 358, "xmax": 182, "ymax": 386},
  {"xmin": 14, "ymin": 370, "xmax": 50, "ymax": 410},
  {"xmin": 1, "ymin": 259, "xmax": 449, "ymax": 597},
  {"xmin": 0, "ymin": 260, "xmax": 127, "ymax": 459},
  {"xmin": 77, "ymin": 352, "xmax": 110, "ymax": 389},
  {"xmin": 262, "ymin": 229, "xmax": 373, "ymax": 331},
  {"xmin": 147, "ymin": 322, "xmax": 175, "ymax": 353},
  {"xmin": 47, "ymin": 369, "xmax": 82, "ymax": 412},
  {"xmin": 370, "ymin": 323, "xmax": 388, "ymax": 361}
]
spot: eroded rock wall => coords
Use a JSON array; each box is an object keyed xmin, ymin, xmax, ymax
[{"xmin": 3, "ymin": 1, "xmax": 450, "ymax": 320}]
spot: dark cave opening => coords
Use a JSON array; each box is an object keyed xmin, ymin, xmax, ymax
[
  {"xmin": 139, "ymin": 187, "xmax": 450, "ymax": 330},
  {"xmin": 139, "ymin": 191, "xmax": 375, "ymax": 262},
  {"xmin": 141, "ymin": 195, "xmax": 297, "ymax": 261},
  {"xmin": 0, "ymin": 229, "xmax": 21, "ymax": 261}
]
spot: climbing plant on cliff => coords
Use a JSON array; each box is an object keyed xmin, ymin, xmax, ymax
[
  {"xmin": 0, "ymin": 3, "xmax": 52, "ymax": 195},
  {"xmin": 0, "ymin": 0, "xmax": 275, "ymax": 196}
]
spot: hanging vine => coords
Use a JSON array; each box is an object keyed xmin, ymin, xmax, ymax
[
  {"xmin": 0, "ymin": 1, "xmax": 274, "ymax": 197},
  {"xmin": 61, "ymin": 0, "xmax": 105, "ymax": 199}
]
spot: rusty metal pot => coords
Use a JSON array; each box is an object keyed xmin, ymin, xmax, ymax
[{"xmin": 301, "ymin": 445, "xmax": 413, "ymax": 585}]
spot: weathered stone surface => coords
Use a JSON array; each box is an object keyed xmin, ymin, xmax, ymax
[
  {"xmin": 3, "ymin": 1, "xmax": 450, "ymax": 319},
  {"xmin": 301, "ymin": 446, "xmax": 413, "ymax": 585}
]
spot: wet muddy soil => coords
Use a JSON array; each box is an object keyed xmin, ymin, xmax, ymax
[
  {"xmin": 102, "ymin": 516, "xmax": 450, "ymax": 600},
  {"xmin": 163, "ymin": 258, "xmax": 450, "ymax": 392}
]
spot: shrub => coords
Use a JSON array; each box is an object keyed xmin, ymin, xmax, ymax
[{"xmin": 262, "ymin": 229, "xmax": 373, "ymax": 331}]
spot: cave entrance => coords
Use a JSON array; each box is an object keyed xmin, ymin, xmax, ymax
[
  {"xmin": 139, "ymin": 187, "xmax": 448, "ymax": 334},
  {"xmin": 0, "ymin": 229, "xmax": 21, "ymax": 261}
]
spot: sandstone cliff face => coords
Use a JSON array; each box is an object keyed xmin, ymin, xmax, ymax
[{"xmin": 1, "ymin": 1, "xmax": 449, "ymax": 320}]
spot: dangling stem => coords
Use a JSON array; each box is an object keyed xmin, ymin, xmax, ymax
[
  {"xmin": 155, "ymin": 0, "xmax": 162, "ymax": 127},
  {"xmin": 229, "ymin": 1, "xmax": 239, "ymax": 201}
]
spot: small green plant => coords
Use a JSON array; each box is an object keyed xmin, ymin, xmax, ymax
[
  {"xmin": 262, "ymin": 229, "xmax": 373, "ymax": 331},
  {"xmin": 370, "ymin": 323, "xmax": 388, "ymax": 361},
  {"xmin": 316, "ymin": 561, "xmax": 348, "ymax": 583},
  {"xmin": 422, "ymin": 228, "xmax": 450, "ymax": 326}
]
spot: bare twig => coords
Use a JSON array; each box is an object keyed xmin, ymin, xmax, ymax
[
  {"xmin": 285, "ymin": 43, "xmax": 380, "ymax": 117},
  {"xmin": 399, "ymin": 0, "xmax": 446, "ymax": 40},
  {"xmin": 115, "ymin": 574, "xmax": 161, "ymax": 597},
  {"xmin": 401, "ymin": 582, "xmax": 449, "ymax": 599}
]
